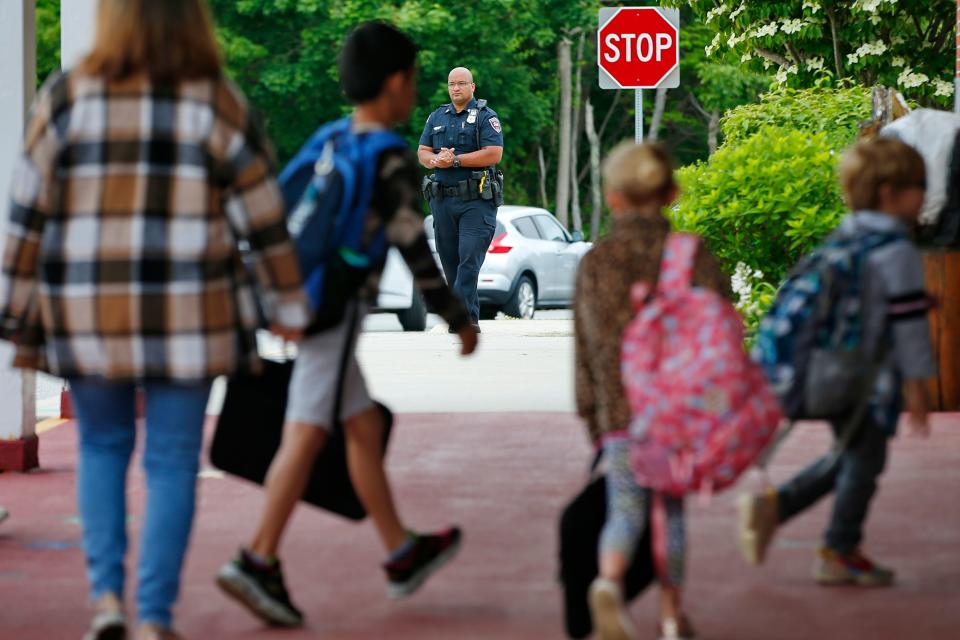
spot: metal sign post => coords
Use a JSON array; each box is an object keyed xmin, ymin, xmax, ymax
[
  {"xmin": 635, "ymin": 90, "xmax": 644, "ymax": 143},
  {"xmin": 598, "ymin": 6, "xmax": 680, "ymax": 145}
]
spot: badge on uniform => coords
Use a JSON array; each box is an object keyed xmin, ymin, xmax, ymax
[
  {"xmin": 467, "ymin": 109, "xmax": 477, "ymax": 124},
  {"xmin": 489, "ymin": 117, "xmax": 502, "ymax": 134}
]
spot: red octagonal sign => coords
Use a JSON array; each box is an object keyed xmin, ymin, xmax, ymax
[{"xmin": 598, "ymin": 7, "xmax": 679, "ymax": 89}]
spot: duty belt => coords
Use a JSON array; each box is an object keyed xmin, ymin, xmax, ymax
[{"xmin": 422, "ymin": 175, "xmax": 493, "ymax": 202}]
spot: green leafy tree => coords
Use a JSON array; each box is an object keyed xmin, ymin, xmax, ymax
[
  {"xmin": 209, "ymin": 0, "xmax": 597, "ymax": 207},
  {"xmin": 37, "ymin": 0, "xmax": 60, "ymax": 86},
  {"xmin": 672, "ymin": 19, "xmax": 771, "ymax": 155},
  {"xmin": 31, "ymin": 0, "xmax": 611, "ymax": 215},
  {"xmin": 664, "ymin": 0, "xmax": 955, "ymax": 106}
]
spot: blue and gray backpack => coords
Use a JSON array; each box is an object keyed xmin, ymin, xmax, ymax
[
  {"xmin": 751, "ymin": 224, "xmax": 905, "ymax": 421},
  {"xmin": 278, "ymin": 117, "xmax": 407, "ymax": 332}
]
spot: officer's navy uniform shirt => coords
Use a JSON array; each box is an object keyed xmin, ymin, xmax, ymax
[{"xmin": 419, "ymin": 98, "xmax": 503, "ymax": 186}]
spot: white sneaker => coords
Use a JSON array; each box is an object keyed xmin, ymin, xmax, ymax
[
  {"xmin": 737, "ymin": 490, "xmax": 779, "ymax": 565},
  {"xmin": 588, "ymin": 578, "xmax": 638, "ymax": 640},
  {"xmin": 659, "ymin": 615, "xmax": 699, "ymax": 640},
  {"xmin": 83, "ymin": 592, "xmax": 126, "ymax": 640},
  {"xmin": 136, "ymin": 622, "xmax": 184, "ymax": 640}
]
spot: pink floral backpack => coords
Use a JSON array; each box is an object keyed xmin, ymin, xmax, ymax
[{"xmin": 621, "ymin": 233, "xmax": 783, "ymax": 497}]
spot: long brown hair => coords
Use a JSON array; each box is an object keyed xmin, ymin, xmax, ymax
[{"xmin": 78, "ymin": 0, "xmax": 222, "ymax": 83}]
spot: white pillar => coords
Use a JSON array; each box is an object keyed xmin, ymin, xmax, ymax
[
  {"xmin": 0, "ymin": 0, "xmax": 37, "ymax": 471},
  {"xmin": 61, "ymin": 0, "xmax": 99, "ymax": 70}
]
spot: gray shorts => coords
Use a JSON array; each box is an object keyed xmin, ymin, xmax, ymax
[{"xmin": 284, "ymin": 305, "xmax": 373, "ymax": 431}]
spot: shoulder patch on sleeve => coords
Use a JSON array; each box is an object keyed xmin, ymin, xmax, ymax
[{"xmin": 488, "ymin": 117, "xmax": 502, "ymax": 134}]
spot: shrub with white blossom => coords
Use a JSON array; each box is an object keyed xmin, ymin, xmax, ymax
[
  {"xmin": 731, "ymin": 263, "xmax": 778, "ymax": 341},
  {"xmin": 664, "ymin": 0, "xmax": 954, "ymax": 106}
]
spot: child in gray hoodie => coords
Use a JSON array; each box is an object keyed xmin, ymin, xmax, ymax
[{"xmin": 739, "ymin": 137, "xmax": 934, "ymax": 586}]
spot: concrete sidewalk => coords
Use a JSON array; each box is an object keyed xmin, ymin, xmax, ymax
[{"xmin": 1, "ymin": 413, "xmax": 959, "ymax": 639}]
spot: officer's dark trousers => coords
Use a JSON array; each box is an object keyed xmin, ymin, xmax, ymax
[
  {"xmin": 776, "ymin": 418, "xmax": 888, "ymax": 554},
  {"xmin": 431, "ymin": 196, "xmax": 496, "ymax": 321}
]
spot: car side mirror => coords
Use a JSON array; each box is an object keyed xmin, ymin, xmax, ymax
[{"xmin": 571, "ymin": 230, "xmax": 584, "ymax": 243}]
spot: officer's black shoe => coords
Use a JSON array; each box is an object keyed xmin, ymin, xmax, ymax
[{"xmin": 448, "ymin": 322, "xmax": 481, "ymax": 334}]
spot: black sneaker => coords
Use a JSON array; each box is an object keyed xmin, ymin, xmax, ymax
[
  {"xmin": 449, "ymin": 323, "xmax": 481, "ymax": 334},
  {"xmin": 216, "ymin": 549, "xmax": 303, "ymax": 627},
  {"xmin": 383, "ymin": 527, "xmax": 463, "ymax": 599}
]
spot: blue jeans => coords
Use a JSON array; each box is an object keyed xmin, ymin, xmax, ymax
[
  {"xmin": 70, "ymin": 379, "xmax": 212, "ymax": 628},
  {"xmin": 431, "ymin": 197, "xmax": 496, "ymax": 320},
  {"xmin": 777, "ymin": 419, "xmax": 888, "ymax": 553}
]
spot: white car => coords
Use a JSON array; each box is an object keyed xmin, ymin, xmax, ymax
[
  {"xmin": 465, "ymin": 206, "xmax": 592, "ymax": 319},
  {"xmin": 373, "ymin": 248, "xmax": 428, "ymax": 331},
  {"xmin": 375, "ymin": 206, "xmax": 591, "ymax": 327}
]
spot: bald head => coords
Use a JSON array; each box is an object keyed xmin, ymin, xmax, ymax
[
  {"xmin": 447, "ymin": 67, "xmax": 475, "ymax": 109},
  {"xmin": 448, "ymin": 67, "xmax": 474, "ymax": 83}
]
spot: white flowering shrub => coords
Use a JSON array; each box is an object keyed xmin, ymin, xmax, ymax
[
  {"xmin": 663, "ymin": 0, "xmax": 954, "ymax": 106},
  {"xmin": 731, "ymin": 263, "xmax": 778, "ymax": 341}
]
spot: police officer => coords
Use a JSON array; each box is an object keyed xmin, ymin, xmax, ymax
[{"xmin": 418, "ymin": 67, "xmax": 504, "ymax": 330}]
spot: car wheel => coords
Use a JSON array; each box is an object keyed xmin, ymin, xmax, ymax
[
  {"xmin": 503, "ymin": 276, "xmax": 536, "ymax": 320},
  {"xmin": 478, "ymin": 306, "xmax": 498, "ymax": 320},
  {"xmin": 396, "ymin": 291, "xmax": 427, "ymax": 331}
]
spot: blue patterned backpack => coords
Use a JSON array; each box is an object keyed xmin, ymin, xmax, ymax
[{"xmin": 751, "ymin": 223, "xmax": 905, "ymax": 421}]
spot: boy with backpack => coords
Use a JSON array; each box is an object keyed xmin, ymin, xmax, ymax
[
  {"xmin": 215, "ymin": 22, "xmax": 478, "ymax": 627},
  {"xmin": 740, "ymin": 138, "xmax": 934, "ymax": 586},
  {"xmin": 575, "ymin": 143, "xmax": 733, "ymax": 640}
]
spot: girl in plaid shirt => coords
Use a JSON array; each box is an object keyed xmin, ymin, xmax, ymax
[{"xmin": 0, "ymin": 2, "xmax": 308, "ymax": 638}]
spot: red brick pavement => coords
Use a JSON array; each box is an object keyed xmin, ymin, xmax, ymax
[{"xmin": 1, "ymin": 413, "xmax": 958, "ymax": 639}]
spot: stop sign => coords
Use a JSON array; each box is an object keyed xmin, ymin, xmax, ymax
[{"xmin": 598, "ymin": 7, "xmax": 679, "ymax": 89}]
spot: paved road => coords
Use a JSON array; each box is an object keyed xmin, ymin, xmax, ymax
[{"xmin": 36, "ymin": 310, "xmax": 576, "ymax": 418}]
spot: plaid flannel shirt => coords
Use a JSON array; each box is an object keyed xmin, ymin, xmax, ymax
[{"xmin": 0, "ymin": 71, "xmax": 308, "ymax": 381}]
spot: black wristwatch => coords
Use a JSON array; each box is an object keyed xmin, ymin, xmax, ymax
[{"xmin": 453, "ymin": 155, "xmax": 461, "ymax": 169}]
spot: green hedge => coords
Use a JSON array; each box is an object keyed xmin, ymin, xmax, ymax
[
  {"xmin": 721, "ymin": 86, "xmax": 872, "ymax": 151},
  {"xmin": 671, "ymin": 125, "xmax": 846, "ymax": 283}
]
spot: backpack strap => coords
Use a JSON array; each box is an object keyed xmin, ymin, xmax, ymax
[{"xmin": 656, "ymin": 233, "xmax": 700, "ymax": 296}]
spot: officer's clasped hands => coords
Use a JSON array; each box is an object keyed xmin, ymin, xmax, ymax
[{"xmin": 432, "ymin": 147, "xmax": 456, "ymax": 168}]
